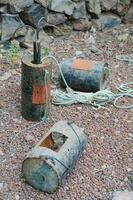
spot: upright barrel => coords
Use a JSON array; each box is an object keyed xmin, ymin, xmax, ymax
[
  {"xmin": 22, "ymin": 121, "xmax": 86, "ymax": 193},
  {"xmin": 21, "ymin": 54, "xmax": 52, "ymax": 121},
  {"xmin": 59, "ymin": 59, "xmax": 109, "ymax": 92}
]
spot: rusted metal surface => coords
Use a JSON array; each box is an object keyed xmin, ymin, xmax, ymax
[
  {"xmin": 32, "ymin": 84, "xmax": 51, "ymax": 105},
  {"xmin": 22, "ymin": 121, "xmax": 86, "ymax": 193},
  {"xmin": 21, "ymin": 53, "xmax": 52, "ymax": 121},
  {"xmin": 60, "ymin": 59, "xmax": 109, "ymax": 92},
  {"xmin": 72, "ymin": 59, "xmax": 96, "ymax": 71}
]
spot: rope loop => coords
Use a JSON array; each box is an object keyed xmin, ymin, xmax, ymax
[
  {"xmin": 116, "ymin": 55, "xmax": 133, "ymax": 65},
  {"xmin": 114, "ymin": 82, "xmax": 133, "ymax": 109}
]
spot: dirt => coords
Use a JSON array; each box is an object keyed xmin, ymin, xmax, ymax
[{"xmin": 0, "ymin": 24, "xmax": 133, "ymax": 200}]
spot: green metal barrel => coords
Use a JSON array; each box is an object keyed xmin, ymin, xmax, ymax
[{"xmin": 60, "ymin": 59, "xmax": 109, "ymax": 92}]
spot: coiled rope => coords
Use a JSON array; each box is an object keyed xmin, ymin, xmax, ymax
[{"xmin": 116, "ymin": 54, "xmax": 133, "ymax": 65}]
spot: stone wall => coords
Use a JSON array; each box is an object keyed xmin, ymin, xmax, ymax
[{"xmin": 0, "ymin": 0, "xmax": 133, "ymax": 43}]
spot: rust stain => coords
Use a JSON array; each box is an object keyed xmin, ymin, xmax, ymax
[
  {"xmin": 32, "ymin": 84, "xmax": 51, "ymax": 105},
  {"xmin": 72, "ymin": 59, "xmax": 95, "ymax": 71},
  {"xmin": 40, "ymin": 134, "xmax": 54, "ymax": 149}
]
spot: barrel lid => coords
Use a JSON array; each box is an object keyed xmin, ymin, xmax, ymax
[{"xmin": 22, "ymin": 157, "xmax": 59, "ymax": 193}]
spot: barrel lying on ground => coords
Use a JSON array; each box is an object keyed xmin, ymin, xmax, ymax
[
  {"xmin": 22, "ymin": 121, "xmax": 86, "ymax": 193},
  {"xmin": 60, "ymin": 59, "xmax": 109, "ymax": 92}
]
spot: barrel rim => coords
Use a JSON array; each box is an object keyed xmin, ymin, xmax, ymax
[
  {"xmin": 22, "ymin": 157, "xmax": 59, "ymax": 193},
  {"xmin": 100, "ymin": 63, "xmax": 109, "ymax": 90},
  {"xmin": 21, "ymin": 53, "xmax": 51, "ymax": 69}
]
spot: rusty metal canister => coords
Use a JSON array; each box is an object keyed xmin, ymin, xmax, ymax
[
  {"xmin": 21, "ymin": 54, "xmax": 52, "ymax": 121},
  {"xmin": 22, "ymin": 121, "xmax": 86, "ymax": 193},
  {"xmin": 59, "ymin": 59, "xmax": 109, "ymax": 92}
]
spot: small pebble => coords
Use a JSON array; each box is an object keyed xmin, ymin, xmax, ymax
[
  {"xmin": 94, "ymin": 113, "xmax": 99, "ymax": 119},
  {"xmin": 90, "ymin": 45, "xmax": 98, "ymax": 53},
  {"xmin": 0, "ymin": 72, "xmax": 11, "ymax": 81},
  {"xmin": 115, "ymin": 130, "xmax": 121, "ymax": 134},
  {"xmin": 117, "ymin": 33, "xmax": 129, "ymax": 41},
  {"xmin": 77, "ymin": 107, "xmax": 82, "ymax": 111},
  {"xmin": 75, "ymin": 50, "xmax": 83, "ymax": 56},
  {"xmin": 126, "ymin": 168, "xmax": 132, "ymax": 172},
  {"xmin": 11, "ymin": 69, "xmax": 19, "ymax": 75},
  {"xmin": 114, "ymin": 65, "xmax": 120, "ymax": 69},
  {"xmin": 124, "ymin": 177, "xmax": 128, "ymax": 182},
  {"xmin": 128, "ymin": 133, "xmax": 133, "ymax": 138},
  {"xmin": 102, "ymin": 164, "xmax": 107, "ymax": 170},
  {"xmin": 0, "ymin": 183, "xmax": 4, "ymax": 190},
  {"xmin": 100, "ymin": 136, "xmax": 104, "ymax": 140},
  {"xmin": 0, "ymin": 122, "xmax": 4, "ymax": 127},
  {"xmin": 0, "ymin": 148, "xmax": 4, "ymax": 156},
  {"xmin": 114, "ymin": 118, "xmax": 119, "ymax": 123},
  {"xmin": 25, "ymin": 134, "xmax": 33, "ymax": 141},
  {"xmin": 15, "ymin": 194, "xmax": 20, "ymax": 200}
]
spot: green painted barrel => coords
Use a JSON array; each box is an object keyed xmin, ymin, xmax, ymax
[{"xmin": 60, "ymin": 59, "xmax": 109, "ymax": 92}]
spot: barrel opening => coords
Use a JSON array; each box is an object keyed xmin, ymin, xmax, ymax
[
  {"xmin": 31, "ymin": 60, "xmax": 42, "ymax": 64},
  {"xmin": 40, "ymin": 132, "xmax": 68, "ymax": 152}
]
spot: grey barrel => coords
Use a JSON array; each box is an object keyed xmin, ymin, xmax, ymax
[{"xmin": 22, "ymin": 121, "xmax": 86, "ymax": 193}]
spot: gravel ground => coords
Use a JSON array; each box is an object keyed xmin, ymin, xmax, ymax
[{"xmin": 0, "ymin": 24, "xmax": 133, "ymax": 200}]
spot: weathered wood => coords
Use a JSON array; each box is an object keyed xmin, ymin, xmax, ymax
[
  {"xmin": 60, "ymin": 59, "xmax": 109, "ymax": 92},
  {"xmin": 21, "ymin": 53, "xmax": 52, "ymax": 121},
  {"xmin": 22, "ymin": 121, "xmax": 86, "ymax": 193}
]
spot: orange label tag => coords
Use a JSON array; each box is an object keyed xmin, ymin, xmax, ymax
[
  {"xmin": 72, "ymin": 59, "xmax": 95, "ymax": 71},
  {"xmin": 32, "ymin": 84, "xmax": 50, "ymax": 105}
]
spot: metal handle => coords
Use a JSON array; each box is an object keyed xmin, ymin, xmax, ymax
[{"xmin": 33, "ymin": 17, "xmax": 47, "ymax": 64}]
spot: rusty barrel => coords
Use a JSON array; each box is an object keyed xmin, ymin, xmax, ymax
[
  {"xmin": 60, "ymin": 59, "xmax": 109, "ymax": 92},
  {"xmin": 21, "ymin": 54, "xmax": 52, "ymax": 121},
  {"xmin": 22, "ymin": 121, "xmax": 86, "ymax": 193}
]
